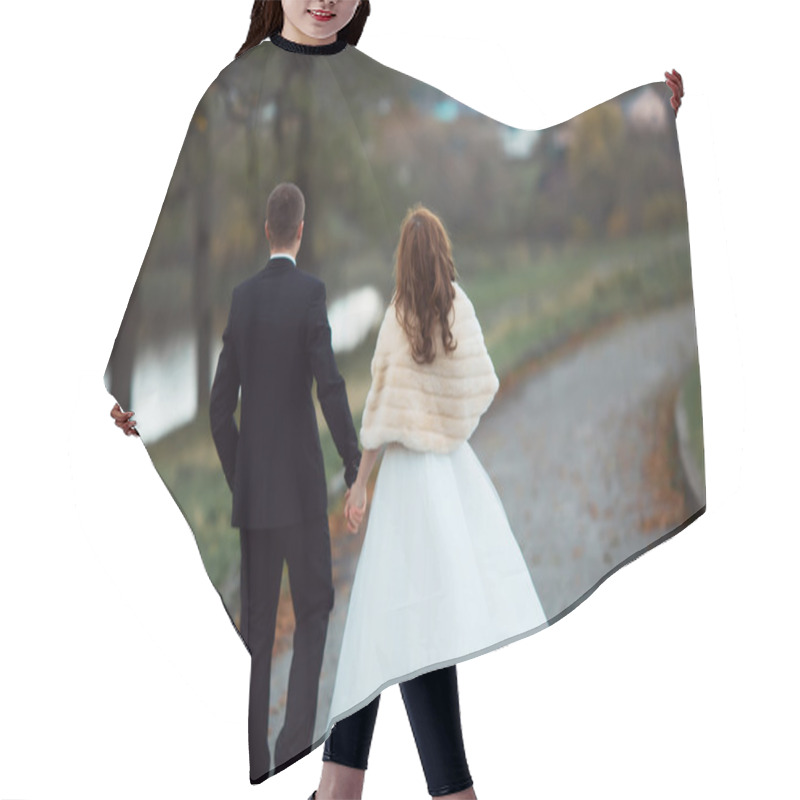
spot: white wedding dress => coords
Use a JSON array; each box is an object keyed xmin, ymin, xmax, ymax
[{"xmin": 326, "ymin": 439, "xmax": 548, "ymax": 726}]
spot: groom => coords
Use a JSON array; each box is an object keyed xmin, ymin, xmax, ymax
[{"xmin": 209, "ymin": 182, "xmax": 361, "ymax": 784}]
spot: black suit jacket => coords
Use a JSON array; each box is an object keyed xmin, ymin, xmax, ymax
[{"xmin": 209, "ymin": 255, "xmax": 361, "ymax": 530}]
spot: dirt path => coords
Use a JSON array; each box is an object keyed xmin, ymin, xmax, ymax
[
  {"xmin": 472, "ymin": 301, "xmax": 697, "ymax": 620},
  {"xmin": 267, "ymin": 299, "xmax": 700, "ymax": 748}
]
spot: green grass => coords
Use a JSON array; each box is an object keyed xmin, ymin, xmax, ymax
[
  {"xmin": 148, "ymin": 412, "xmax": 239, "ymax": 593},
  {"xmin": 464, "ymin": 229, "xmax": 693, "ymax": 376}
]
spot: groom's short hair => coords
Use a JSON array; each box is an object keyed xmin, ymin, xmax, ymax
[{"xmin": 266, "ymin": 183, "xmax": 305, "ymax": 249}]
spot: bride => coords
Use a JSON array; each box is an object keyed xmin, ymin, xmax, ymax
[{"xmin": 314, "ymin": 203, "xmax": 548, "ymax": 798}]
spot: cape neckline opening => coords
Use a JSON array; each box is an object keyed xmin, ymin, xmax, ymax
[{"xmin": 268, "ymin": 31, "xmax": 349, "ymax": 55}]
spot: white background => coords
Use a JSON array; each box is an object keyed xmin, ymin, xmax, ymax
[{"xmin": 2, "ymin": 1, "xmax": 797, "ymax": 798}]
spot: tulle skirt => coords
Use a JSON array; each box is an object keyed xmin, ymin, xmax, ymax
[{"xmin": 327, "ymin": 440, "xmax": 547, "ymax": 725}]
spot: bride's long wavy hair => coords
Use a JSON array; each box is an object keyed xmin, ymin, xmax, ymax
[
  {"xmin": 237, "ymin": 1, "xmax": 371, "ymax": 59},
  {"xmin": 393, "ymin": 205, "xmax": 460, "ymax": 366}
]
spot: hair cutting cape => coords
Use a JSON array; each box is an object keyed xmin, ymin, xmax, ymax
[{"xmin": 105, "ymin": 35, "xmax": 705, "ymax": 783}]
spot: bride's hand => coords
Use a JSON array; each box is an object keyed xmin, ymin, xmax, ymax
[
  {"xmin": 344, "ymin": 483, "xmax": 367, "ymax": 534},
  {"xmin": 345, "ymin": 494, "xmax": 365, "ymax": 533}
]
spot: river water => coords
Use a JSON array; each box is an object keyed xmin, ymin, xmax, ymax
[{"xmin": 130, "ymin": 285, "xmax": 384, "ymax": 442}]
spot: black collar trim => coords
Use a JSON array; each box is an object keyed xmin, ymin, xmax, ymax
[{"xmin": 269, "ymin": 31, "xmax": 348, "ymax": 55}]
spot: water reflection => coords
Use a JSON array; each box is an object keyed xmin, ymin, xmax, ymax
[
  {"xmin": 328, "ymin": 285, "xmax": 384, "ymax": 353},
  {"xmin": 132, "ymin": 285, "xmax": 384, "ymax": 443}
]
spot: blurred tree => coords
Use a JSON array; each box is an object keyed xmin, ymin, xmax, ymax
[
  {"xmin": 530, "ymin": 126, "xmax": 571, "ymax": 242},
  {"xmin": 566, "ymin": 101, "xmax": 626, "ymax": 238},
  {"xmin": 189, "ymin": 93, "xmax": 213, "ymax": 409}
]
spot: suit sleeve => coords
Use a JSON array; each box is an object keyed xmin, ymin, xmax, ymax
[
  {"xmin": 209, "ymin": 291, "xmax": 240, "ymax": 491},
  {"xmin": 306, "ymin": 281, "xmax": 362, "ymax": 488}
]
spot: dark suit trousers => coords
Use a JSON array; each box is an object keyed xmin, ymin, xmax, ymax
[{"xmin": 241, "ymin": 513, "xmax": 334, "ymax": 782}]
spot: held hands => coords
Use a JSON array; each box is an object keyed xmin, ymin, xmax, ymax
[
  {"xmin": 110, "ymin": 402, "xmax": 139, "ymax": 437},
  {"xmin": 344, "ymin": 484, "xmax": 367, "ymax": 534},
  {"xmin": 665, "ymin": 68, "xmax": 684, "ymax": 116}
]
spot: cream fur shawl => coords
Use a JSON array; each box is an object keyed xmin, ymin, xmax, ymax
[{"xmin": 359, "ymin": 282, "xmax": 500, "ymax": 454}]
